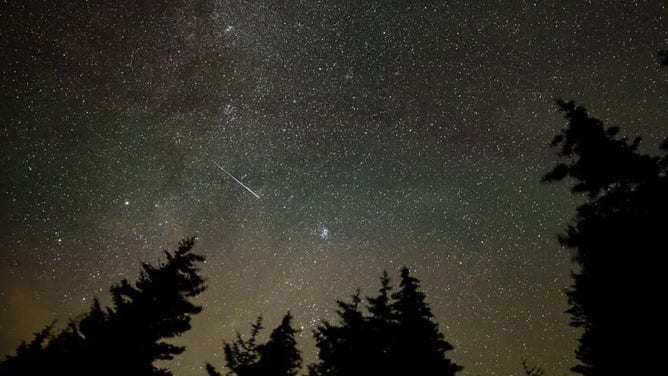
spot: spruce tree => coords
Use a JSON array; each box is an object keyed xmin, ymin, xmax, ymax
[
  {"xmin": 0, "ymin": 324, "xmax": 54, "ymax": 374},
  {"xmin": 254, "ymin": 312, "xmax": 302, "ymax": 376},
  {"xmin": 544, "ymin": 100, "xmax": 667, "ymax": 375},
  {"xmin": 310, "ymin": 269, "xmax": 461, "ymax": 376},
  {"xmin": 0, "ymin": 237, "xmax": 206, "ymax": 376},
  {"xmin": 100, "ymin": 237, "xmax": 206, "ymax": 375},
  {"xmin": 309, "ymin": 292, "xmax": 367, "ymax": 376},
  {"xmin": 212, "ymin": 316, "xmax": 263, "ymax": 376},
  {"xmin": 391, "ymin": 267, "xmax": 462, "ymax": 376},
  {"xmin": 209, "ymin": 313, "xmax": 302, "ymax": 376},
  {"xmin": 365, "ymin": 271, "xmax": 396, "ymax": 375}
]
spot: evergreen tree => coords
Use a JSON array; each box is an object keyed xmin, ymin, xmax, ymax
[
  {"xmin": 212, "ymin": 316, "xmax": 263, "ymax": 376},
  {"xmin": 0, "ymin": 324, "xmax": 54, "ymax": 374},
  {"xmin": 254, "ymin": 312, "xmax": 302, "ymax": 376},
  {"xmin": 309, "ymin": 291, "xmax": 368, "ymax": 376},
  {"xmin": 364, "ymin": 271, "xmax": 396, "ymax": 375},
  {"xmin": 367, "ymin": 271, "xmax": 394, "ymax": 324},
  {"xmin": 0, "ymin": 237, "xmax": 206, "ymax": 376},
  {"xmin": 390, "ymin": 267, "xmax": 462, "ymax": 376},
  {"xmin": 98, "ymin": 237, "xmax": 206, "ymax": 375},
  {"xmin": 209, "ymin": 313, "xmax": 302, "ymax": 376},
  {"xmin": 310, "ymin": 269, "xmax": 461, "ymax": 376},
  {"xmin": 543, "ymin": 100, "xmax": 667, "ymax": 375}
]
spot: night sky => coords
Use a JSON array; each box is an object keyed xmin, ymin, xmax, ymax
[{"xmin": 1, "ymin": 1, "xmax": 666, "ymax": 375}]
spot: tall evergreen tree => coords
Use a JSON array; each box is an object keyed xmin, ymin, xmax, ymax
[
  {"xmin": 310, "ymin": 269, "xmax": 461, "ymax": 376},
  {"xmin": 97, "ymin": 237, "xmax": 206, "ymax": 375},
  {"xmin": 0, "ymin": 237, "xmax": 206, "ymax": 376},
  {"xmin": 543, "ymin": 100, "xmax": 667, "ymax": 375},
  {"xmin": 309, "ymin": 292, "xmax": 368, "ymax": 376},
  {"xmin": 390, "ymin": 267, "xmax": 462, "ymax": 376},
  {"xmin": 367, "ymin": 271, "xmax": 394, "ymax": 323},
  {"xmin": 365, "ymin": 271, "xmax": 395, "ymax": 374},
  {"xmin": 254, "ymin": 312, "xmax": 302, "ymax": 376}
]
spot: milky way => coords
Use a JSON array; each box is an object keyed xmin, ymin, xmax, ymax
[{"xmin": 1, "ymin": 1, "xmax": 666, "ymax": 375}]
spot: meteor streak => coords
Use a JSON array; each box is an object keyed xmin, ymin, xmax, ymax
[{"xmin": 213, "ymin": 161, "xmax": 261, "ymax": 199}]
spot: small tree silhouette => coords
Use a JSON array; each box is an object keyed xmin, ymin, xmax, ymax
[
  {"xmin": 212, "ymin": 316, "xmax": 263, "ymax": 376},
  {"xmin": 208, "ymin": 312, "xmax": 302, "ymax": 376}
]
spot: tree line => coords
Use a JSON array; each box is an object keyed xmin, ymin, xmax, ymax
[
  {"xmin": 0, "ymin": 238, "xmax": 205, "ymax": 376},
  {"xmin": 0, "ymin": 238, "xmax": 461, "ymax": 376}
]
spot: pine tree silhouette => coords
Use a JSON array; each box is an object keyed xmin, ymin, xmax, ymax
[
  {"xmin": 309, "ymin": 291, "xmax": 370, "ymax": 376},
  {"xmin": 310, "ymin": 269, "xmax": 461, "ymax": 376},
  {"xmin": 209, "ymin": 313, "xmax": 302, "ymax": 376},
  {"xmin": 0, "ymin": 237, "xmax": 206, "ymax": 376},
  {"xmin": 0, "ymin": 324, "xmax": 54, "ymax": 374},
  {"xmin": 390, "ymin": 267, "xmax": 462, "ymax": 376},
  {"xmin": 221, "ymin": 316, "xmax": 263, "ymax": 376},
  {"xmin": 543, "ymin": 100, "xmax": 667, "ymax": 375},
  {"xmin": 365, "ymin": 271, "xmax": 396, "ymax": 375},
  {"xmin": 254, "ymin": 312, "xmax": 302, "ymax": 376}
]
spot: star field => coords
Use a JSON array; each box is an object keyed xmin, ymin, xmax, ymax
[{"xmin": 1, "ymin": 1, "xmax": 666, "ymax": 375}]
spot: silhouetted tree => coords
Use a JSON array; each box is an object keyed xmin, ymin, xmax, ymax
[
  {"xmin": 254, "ymin": 312, "xmax": 302, "ymax": 376},
  {"xmin": 0, "ymin": 324, "xmax": 54, "ymax": 374},
  {"xmin": 543, "ymin": 100, "xmax": 667, "ymax": 375},
  {"xmin": 309, "ymin": 291, "xmax": 369, "ymax": 376},
  {"xmin": 0, "ymin": 237, "xmax": 206, "ymax": 376},
  {"xmin": 309, "ymin": 269, "xmax": 461, "ymax": 376},
  {"xmin": 365, "ymin": 271, "xmax": 396, "ymax": 375},
  {"xmin": 390, "ymin": 267, "xmax": 462, "ymax": 376},
  {"xmin": 209, "ymin": 313, "xmax": 302, "ymax": 376},
  {"xmin": 213, "ymin": 316, "xmax": 263, "ymax": 376}
]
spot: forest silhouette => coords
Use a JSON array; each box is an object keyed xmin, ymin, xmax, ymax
[
  {"xmin": 0, "ymin": 240, "xmax": 461, "ymax": 376},
  {"xmin": 1, "ymin": 53, "xmax": 666, "ymax": 376}
]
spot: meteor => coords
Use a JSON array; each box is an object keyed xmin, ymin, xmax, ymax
[{"xmin": 212, "ymin": 161, "xmax": 261, "ymax": 199}]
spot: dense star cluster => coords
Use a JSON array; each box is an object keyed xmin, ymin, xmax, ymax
[{"xmin": 1, "ymin": 1, "xmax": 666, "ymax": 375}]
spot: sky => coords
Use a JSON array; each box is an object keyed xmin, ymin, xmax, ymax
[{"xmin": 1, "ymin": 1, "xmax": 666, "ymax": 375}]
